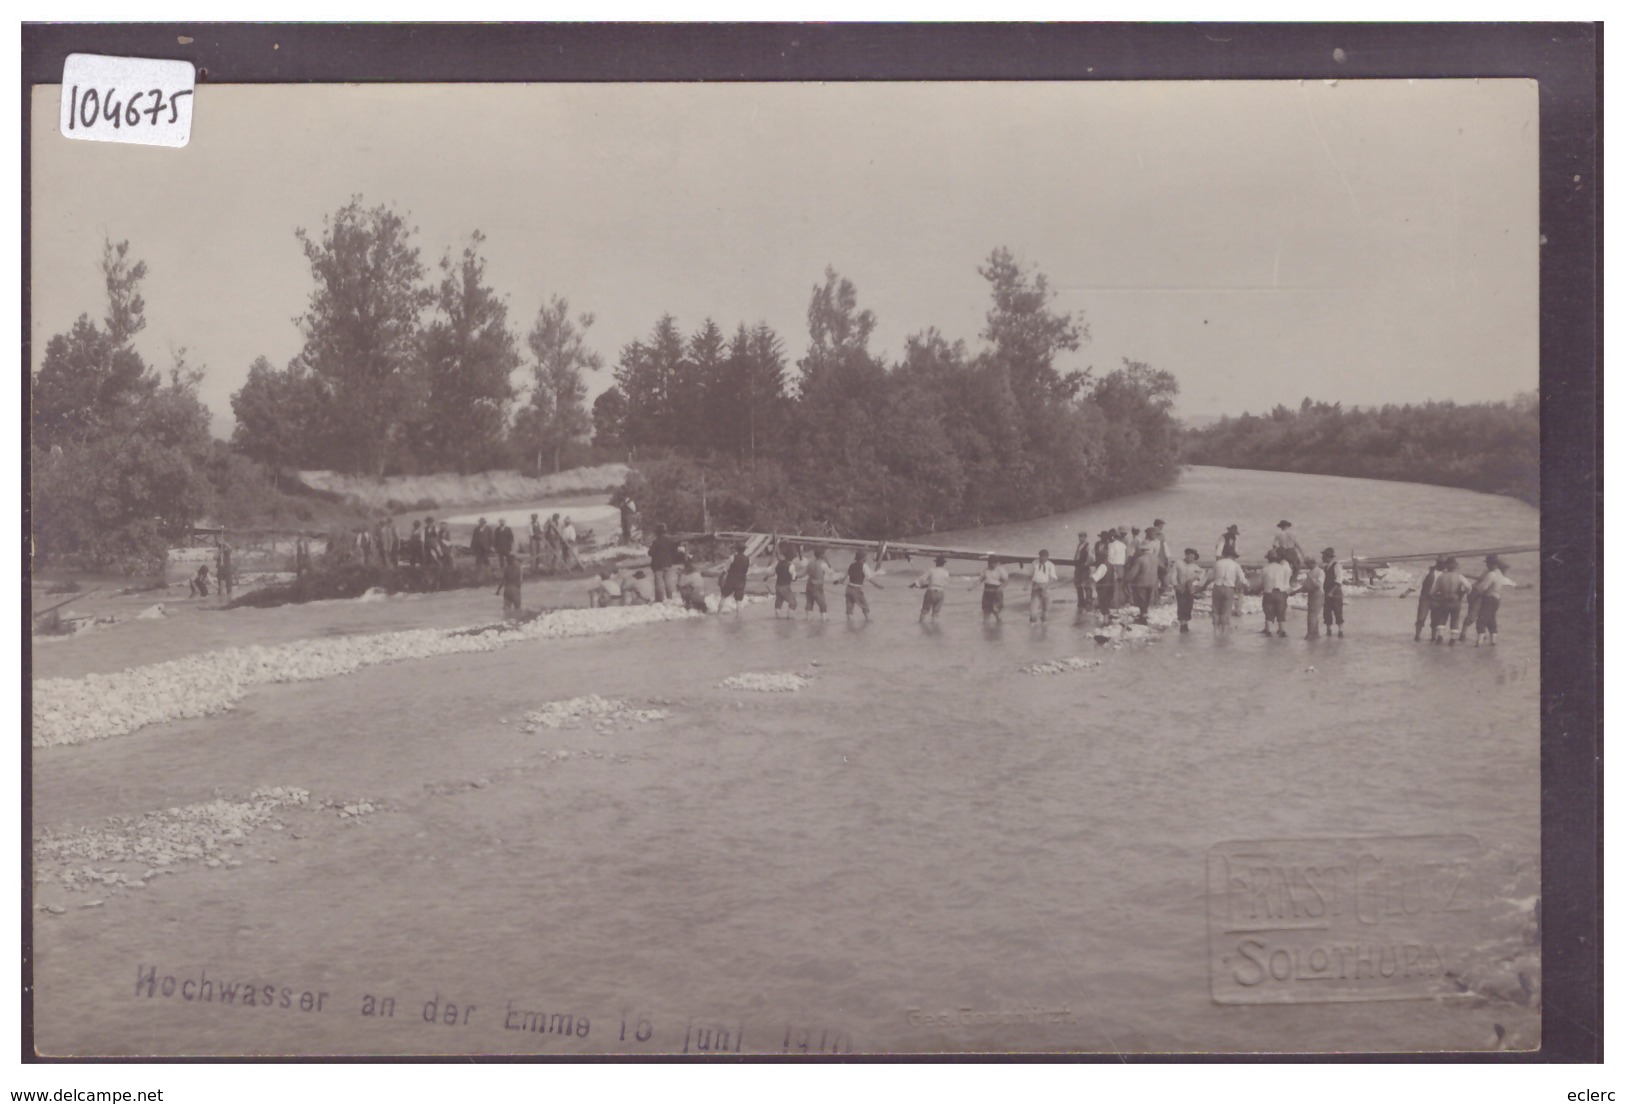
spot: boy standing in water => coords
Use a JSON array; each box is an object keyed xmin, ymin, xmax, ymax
[
  {"xmin": 804, "ymin": 547, "xmax": 833, "ymax": 620},
  {"xmin": 1470, "ymin": 554, "xmax": 1515, "ymax": 646},
  {"xmin": 772, "ymin": 545, "xmax": 802, "ymax": 618},
  {"xmin": 912, "ymin": 554, "xmax": 952, "ymax": 623},
  {"xmin": 845, "ymin": 550, "xmax": 882, "ymax": 620},
  {"xmin": 1321, "ymin": 547, "xmax": 1346, "ymax": 637},
  {"xmin": 971, "ymin": 554, "xmax": 1008, "ymax": 625},
  {"xmin": 1029, "ymin": 549, "xmax": 1059, "ymax": 623},
  {"xmin": 1168, "ymin": 548, "xmax": 1207, "ymax": 633}
]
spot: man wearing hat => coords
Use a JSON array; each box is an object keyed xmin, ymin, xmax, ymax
[
  {"xmin": 1215, "ymin": 525, "xmax": 1241, "ymax": 562},
  {"xmin": 1468, "ymin": 554, "xmax": 1516, "ymax": 646},
  {"xmin": 1105, "ymin": 528, "xmax": 1128, "ymax": 611},
  {"xmin": 1416, "ymin": 556, "xmax": 1448, "ymax": 641},
  {"xmin": 1272, "ymin": 520, "xmax": 1304, "ymax": 571},
  {"xmin": 1072, "ymin": 531, "xmax": 1095, "ymax": 612},
  {"xmin": 1321, "ymin": 547, "xmax": 1346, "ymax": 637}
]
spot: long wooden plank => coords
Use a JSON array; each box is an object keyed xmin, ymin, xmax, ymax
[{"xmin": 1351, "ymin": 544, "xmax": 1539, "ymax": 565}]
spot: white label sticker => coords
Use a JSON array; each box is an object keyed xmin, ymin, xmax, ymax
[{"xmin": 60, "ymin": 53, "xmax": 195, "ymax": 148}]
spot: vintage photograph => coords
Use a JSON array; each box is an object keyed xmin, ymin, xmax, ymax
[{"xmin": 28, "ymin": 73, "xmax": 1543, "ymax": 1057}]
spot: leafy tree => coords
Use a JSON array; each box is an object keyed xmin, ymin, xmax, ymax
[
  {"xmin": 1090, "ymin": 359, "xmax": 1181, "ymax": 496},
  {"xmin": 417, "ymin": 233, "xmax": 520, "ymax": 472},
  {"xmin": 977, "ymin": 246, "xmax": 1087, "ymax": 403},
  {"xmin": 230, "ymin": 355, "xmax": 328, "ymax": 483},
  {"xmin": 32, "ymin": 239, "xmax": 158, "ymax": 449},
  {"xmin": 293, "ymin": 197, "xmax": 432, "ymax": 476},
  {"xmin": 518, "ymin": 295, "xmax": 602, "ymax": 474},
  {"xmin": 33, "ymin": 345, "xmax": 215, "ymax": 570},
  {"xmin": 591, "ymin": 386, "xmax": 628, "ymax": 451}
]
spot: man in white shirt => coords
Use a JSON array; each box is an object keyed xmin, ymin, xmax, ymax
[
  {"xmin": 1105, "ymin": 530, "xmax": 1128, "ymax": 610},
  {"xmin": 912, "ymin": 554, "xmax": 953, "ymax": 623},
  {"xmin": 1470, "ymin": 554, "xmax": 1516, "ymax": 646},
  {"xmin": 1028, "ymin": 549, "xmax": 1059, "ymax": 623},
  {"xmin": 969, "ymin": 554, "xmax": 1009, "ymax": 624},
  {"xmin": 1260, "ymin": 551, "xmax": 1293, "ymax": 637},
  {"xmin": 1209, "ymin": 549, "xmax": 1247, "ymax": 634}
]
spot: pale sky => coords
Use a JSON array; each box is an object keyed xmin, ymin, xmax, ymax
[{"xmin": 30, "ymin": 79, "xmax": 1539, "ymax": 438}]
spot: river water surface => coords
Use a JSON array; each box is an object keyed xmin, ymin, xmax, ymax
[{"xmin": 30, "ymin": 467, "xmax": 1541, "ymax": 1056}]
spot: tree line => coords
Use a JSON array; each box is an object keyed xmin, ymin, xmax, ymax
[
  {"xmin": 614, "ymin": 251, "xmax": 1183, "ymax": 539},
  {"xmin": 30, "ymin": 198, "xmax": 1185, "ymax": 567},
  {"xmin": 31, "ymin": 240, "xmax": 272, "ymax": 569},
  {"xmin": 1181, "ymin": 396, "xmax": 1540, "ymax": 506},
  {"xmin": 231, "ymin": 199, "xmax": 603, "ymax": 481}
]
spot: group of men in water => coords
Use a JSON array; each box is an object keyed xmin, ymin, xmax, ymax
[
  {"xmin": 1055, "ymin": 518, "xmax": 1344, "ymax": 637},
  {"xmin": 589, "ymin": 516, "xmax": 1513, "ymax": 645},
  {"xmin": 584, "ymin": 524, "xmax": 886, "ymax": 621},
  {"xmin": 1414, "ymin": 553, "xmax": 1516, "ymax": 647}
]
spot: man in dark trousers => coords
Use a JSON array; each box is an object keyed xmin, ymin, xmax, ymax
[
  {"xmin": 471, "ymin": 518, "xmax": 492, "ymax": 572},
  {"xmin": 648, "ymin": 523, "xmax": 681, "ymax": 603},
  {"xmin": 1073, "ymin": 531, "xmax": 1095, "ymax": 612},
  {"xmin": 493, "ymin": 518, "xmax": 515, "ymax": 566},
  {"xmin": 496, "ymin": 553, "xmax": 523, "ymax": 619},
  {"xmin": 215, "ymin": 542, "xmax": 235, "ymax": 598},
  {"xmin": 1321, "ymin": 547, "xmax": 1347, "ymax": 637}
]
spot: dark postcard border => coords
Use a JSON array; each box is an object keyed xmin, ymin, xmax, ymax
[{"xmin": 20, "ymin": 21, "xmax": 1601, "ymax": 1064}]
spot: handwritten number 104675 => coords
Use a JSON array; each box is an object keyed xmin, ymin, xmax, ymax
[{"xmin": 67, "ymin": 86, "xmax": 193, "ymax": 130}]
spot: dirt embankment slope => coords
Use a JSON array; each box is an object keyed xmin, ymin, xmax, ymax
[{"xmin": 296, "ymin": 464, "xmax": 631, "ymax": 513}]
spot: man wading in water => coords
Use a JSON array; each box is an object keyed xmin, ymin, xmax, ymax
[
  {"xmin": 1272, "ymin": 520, "xmax": 1304, "ymax": 571},
  {"xmin": 1209, "ymin": 548, "xmax": 1246, "ymax": 634},
  {"xmin": 844, "ymin": 549, "xmax": 882, "ymax": 621},
  {"xmin": 1028, "ymin": 549, "xmax": 1059, "ymax": 623},
  {"xmin": 1321, "ymin": 547, "xmax": 1347, "ymax": 638},
  {"xmin": 1415, "ymin": 557, "xmax": 1446, "ymax": 642},
  {"xmin": 1169, "ymin": 548, "xmax": 1207, "ymax": 633},
  {"xmin": 912, "ymin": 554, "xmax": 951, "ymax": 623},
  {"xmin": 1469, "ymin": 554, "xmax": 1516, "ymax": 646},
  {"xmin": 772, "ymin": 544, "xmax": 802, "ymax": 619},
  {"xmin": 1072, "ymin": 531, "xmax": 1095, "ymax": 612},
  {"xmin": 971, "ymin": 554, "xmax": 1009, "ymax": 625},
  {"xmin": 804, "ymin": 547, "xmax": 833, "ymax": 620},
  {"xmin": 1260, "ymin": 550, "xmax": 1292, "ymax": 638},
  {"xmin": 721, "ymin": 541, "xmax": 751, "ymax": 615}
]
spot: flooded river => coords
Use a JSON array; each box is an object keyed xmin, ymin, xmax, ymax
[{"xmin": 30, "ymin": 467, "xmax": 1540, "ymax": 1056}]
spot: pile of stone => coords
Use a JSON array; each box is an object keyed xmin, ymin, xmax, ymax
[
  {"xmin": 1021, "ymin": 656, "xmax": 1104, "ymax": 676},
  {"xmin": 519, "ymin": 695, "xmax": 671, "ymax": 735},
  {"xmin": 34, "ymin": 786, "xmax": 310, "ymax": 892},
  {"xmin": 32, "ymin": 602, "xmax": 698, "ymax": 749},
  {"xmin": 718, "ymin": 671, "xmax": 811, "ymax": 693}
]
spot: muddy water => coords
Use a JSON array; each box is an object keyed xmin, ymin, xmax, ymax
[{"xmin": 30, "ymin": 468, "xmax": 1540, "ymax": 1056}]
